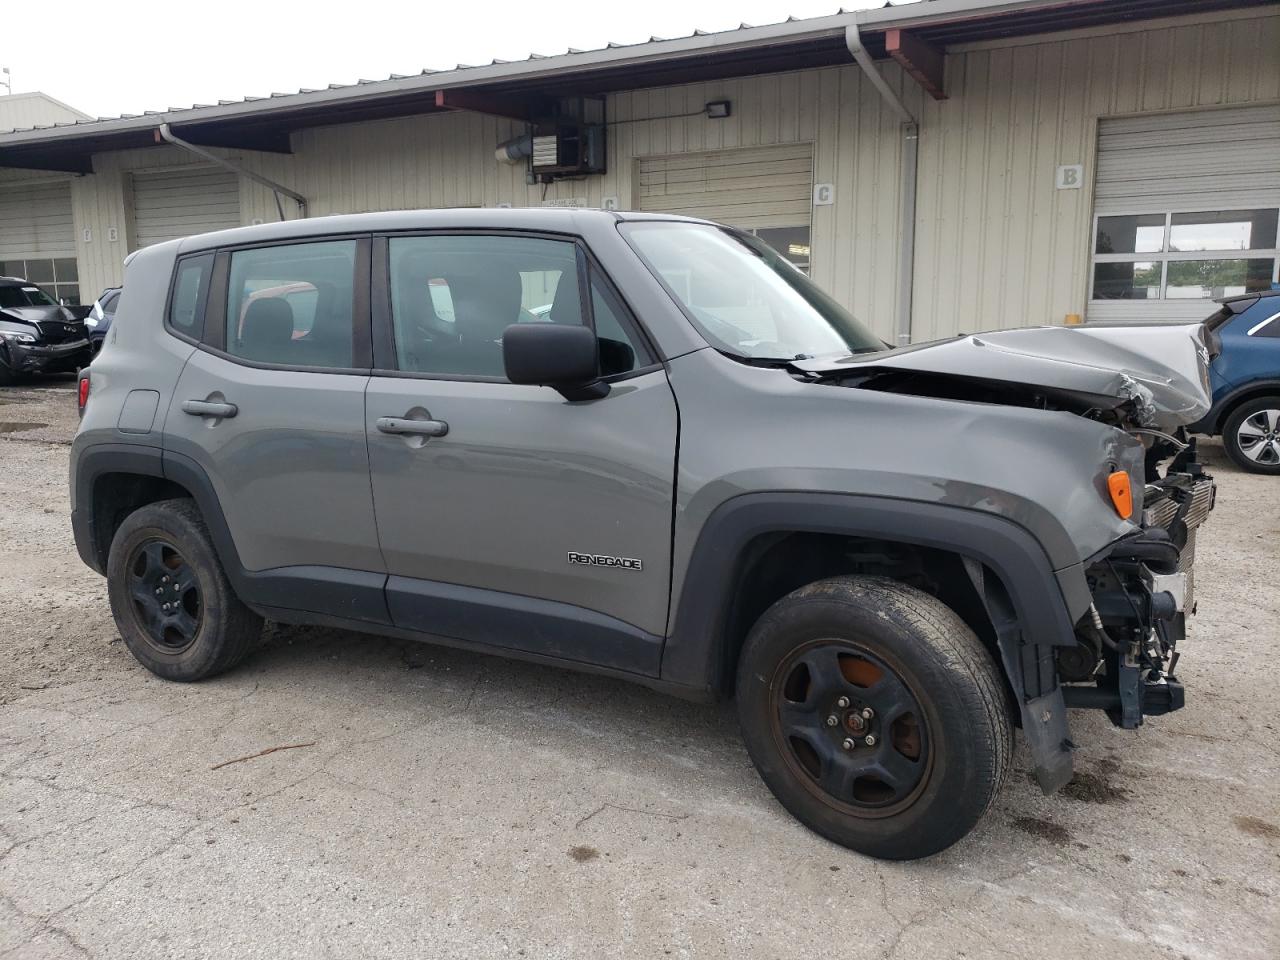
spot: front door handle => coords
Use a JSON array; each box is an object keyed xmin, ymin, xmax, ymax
[
  {"xmin": 376, "ymin": 416, "xmax": 449, "ymax": 438},
  {"xmin": 182, "ymin": 399, "xmax": 238, "ymax": 418}
]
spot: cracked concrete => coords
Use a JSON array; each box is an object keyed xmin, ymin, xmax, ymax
[{"xmin": 1, "ymin": 378, "xmax": 1278, "ymax": 959}]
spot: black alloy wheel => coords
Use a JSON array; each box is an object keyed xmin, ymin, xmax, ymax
[
  {"xmin": 124, "ymin": 538, "xmax": 203, "ymax": 654},
  {"xmin": 770, "ymin": 640, "xmax": 932, "ymax": 816}
]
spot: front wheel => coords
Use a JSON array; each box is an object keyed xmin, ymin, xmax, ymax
[
  {"xmin": 736, "ymin": 576, "xmax": 1012, "ymax": 860},
  {"xmin": 1222, "ymin": 397, "xmax": 1280, "ymax": 474}
]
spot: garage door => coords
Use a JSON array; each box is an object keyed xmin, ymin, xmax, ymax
[
  {"xmin": 1089, "ymin": 104, "xmax": 1280, "ymax": 321},
  {"xmin": 638, "ymin": 144, "xmax": 814, "ymax": 270},
  {"xmin": 0, "ymin": 180, "xmax": 80, "ymax": 303},
  {"xmin": 132, "ymin": 167, "xmax": 241, "ymax": 247}
]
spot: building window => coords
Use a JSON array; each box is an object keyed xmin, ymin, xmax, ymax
[
  {"xmin": 751, "ymin": 227, "xmax": 811, "ymax": 274},
  {"xmin": 1092, "ymin": 209, "xmax": 1280, "ymax": 302},
  {"xmin": 0, "ymin": 258, "xmax": 80, "ymax": 305}
]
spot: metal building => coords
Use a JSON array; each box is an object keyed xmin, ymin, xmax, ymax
[{"xmin": 0, "ymin": 0, "xmax": 1277, "ymax": 344}]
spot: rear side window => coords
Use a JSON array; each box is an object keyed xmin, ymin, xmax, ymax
[
  {"xmin": 225, "ymin": 240, "xmax": 357, "ymax": 369},
  {"xmin": 168, "ymin": 255, "xmax": 213, "ymax": 336}
]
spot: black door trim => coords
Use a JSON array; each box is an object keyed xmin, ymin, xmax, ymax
[{"xmin": 386, "ymin": 575, "xmax": 663, "ymax": 677}]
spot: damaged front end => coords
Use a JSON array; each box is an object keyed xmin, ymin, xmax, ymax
[
  {"xmin": 793, "ymin": 321, "xmax": 1219, "ymax": 743},
  {"xmin": 1061, "ymin": 444, "xmax": 1215, "ymax": 728}
]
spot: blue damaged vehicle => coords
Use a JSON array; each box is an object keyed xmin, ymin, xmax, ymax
[{"xmin": 70, "ymin": 210, "xmax": 1215, "ymax": 860}]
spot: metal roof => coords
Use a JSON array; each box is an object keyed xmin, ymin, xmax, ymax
[{"xmin": 0, "ymin": 0, "xmax": 1273, "ymax": 172}]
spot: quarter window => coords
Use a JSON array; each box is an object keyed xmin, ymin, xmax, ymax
[
  {"xmin": 225, "ymin": 240, "xmax": 356, "ymax": 368},
  {"xmin": 1250, "ymin": 312, "xmax": 1280, "ymax": 338},
  {"xmin": 387, "ymin": 235, "xmax": 649, "ymax": 379},
  {"xmin": 1092, "ymin": 208, "xmax": 1280, "ymax": 302},
  {"xmin": 168, "ymin": 255, "xmax": 213, "ymax": 335}
]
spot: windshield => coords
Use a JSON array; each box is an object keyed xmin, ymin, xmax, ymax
[
  {"xmin": 0, "ymin": 284, "xmax": 58, "ymax": 309},
  {"xmin": 621, "ymin": 221, "xmax": 883, "ymax": 361}
]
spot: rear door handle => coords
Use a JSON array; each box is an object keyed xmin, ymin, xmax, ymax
[
  {"xmin": 376, "ymin": 416, "xmax": 449, "ymax": 438},
  {"xmin": 182, "ymin": 399, "xmax": 238, "ymax": 418}
]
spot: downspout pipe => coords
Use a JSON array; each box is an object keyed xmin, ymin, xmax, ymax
[
  {"xmin": 845, "ymin": 23, "xmax": 917, "ymax": 346},
  {"xmin": 157, "ymin": 123, "xmax": 308, "ymax": 221}
]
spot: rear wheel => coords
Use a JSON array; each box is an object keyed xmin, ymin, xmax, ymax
[
  {"xmin": 736, "ymin": 576, "xmax": 1012, "ymax": 860},
  {"xmin": 107, "ymin": 499, "xmax": 262, "ymax": 681},
  {"xmin": 1223, "ymin": 397, "xmax": 1280, "ymax": 474}
]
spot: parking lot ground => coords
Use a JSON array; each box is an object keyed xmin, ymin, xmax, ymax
[{"xmin": 1, "ymin": 377, "xmax": 1278, "ymax": 960}]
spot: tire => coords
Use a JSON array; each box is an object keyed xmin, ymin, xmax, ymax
[
  {"xmin": 736, "ymin": 575, "xmax": 1012, "ymax": 861},
  {"xmin": 1222, "ymin": 396, "xmax": 1280, "ymax": 475},
  {"xmin": 107, "ymin": 498, "xmax": 263, "ymax": 681}
]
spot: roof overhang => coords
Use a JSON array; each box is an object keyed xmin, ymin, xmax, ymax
[{"xmin": 0, "ymin": 0, "xmax": 1272, "ymax": 173}]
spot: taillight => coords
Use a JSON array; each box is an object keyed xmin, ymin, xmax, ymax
[{"xmin": 77, "ymin": 373, "xmax": 90, "ymax": 416}]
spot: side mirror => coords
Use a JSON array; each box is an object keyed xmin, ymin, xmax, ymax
[{"xmin": 503, "ymin": 323, "xmax": 609, "ymax": 401}]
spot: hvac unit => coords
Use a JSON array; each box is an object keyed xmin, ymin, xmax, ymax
[{"xmin": 527, "ymin": 96, "xmax": 606, "ymax": 182}]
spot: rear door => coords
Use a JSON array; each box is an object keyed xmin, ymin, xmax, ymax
[
  {"xmin": 163, "ymin": 237, "xmax": 385, "ymax": 616},
  {"xmin": 364, "ymin": 231, "xmax": 678, "ymax": 674}
]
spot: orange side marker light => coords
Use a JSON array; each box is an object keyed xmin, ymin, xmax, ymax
[{"xmin": 1107, "ymin": 471, "xmax": 1133, "ymax": 520}]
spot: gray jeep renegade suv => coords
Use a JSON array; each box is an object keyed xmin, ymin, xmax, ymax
[{"xmin": 71, "ymin": 209, "xmax": 1216, "ymax": 860}]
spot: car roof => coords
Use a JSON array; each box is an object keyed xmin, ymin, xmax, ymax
[
  {"xmin": 174, "ymin": 207, "xmax": 716, "ymax": 254},
  {"xmin": 0, "ymin": 276, "xmax": 35, "ymax": 287}
]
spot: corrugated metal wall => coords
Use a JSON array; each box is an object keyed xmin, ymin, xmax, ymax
[
  {"xmin": 910, "ymin": 8, "xmax": 1280, "ymax": 340},
  {"xmin": 3, "ymin": 7, "xmax": 1274, "ymax": 335},
  {"xmin": 0, "ymin": 94, "xmax": 88, "ymax": 135}
]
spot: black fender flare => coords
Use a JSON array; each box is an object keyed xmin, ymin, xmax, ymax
[
  {"xmin": 661, "ymin": 492, "xmax": 1077, "ymax": 791},
  {"xmin": 71, "ymin": 443, "xmax": 167, "ymax": 574},
  {"xmin": 1194, "ymin": 379, "xmax": 1280, "ymax": 435}
]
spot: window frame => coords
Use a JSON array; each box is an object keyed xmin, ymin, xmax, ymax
[
  {"xmin": 1090, "ymin": 207, "xmax": 1280, "ymax": 304},
  {"xmin": 183, "ymin": 233, "xmax": 373, "ymax": 374},
  {"xmin": 370, "ymin": 228, "xmax": 662, "ymax": 384}
]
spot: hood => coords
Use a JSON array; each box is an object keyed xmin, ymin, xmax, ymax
[
  {"xmin": 0, "ymin": 304, "xmax": 71, "ymax": 324},
  {"xmin": 792, "ymin": 323, "xmax": 1213, "ymax": 432}
]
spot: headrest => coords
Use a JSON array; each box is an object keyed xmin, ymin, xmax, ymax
[
  {"xmin": 448, "ymin": 269, "xmax": 523, "ymax": 341},
  {"xmin": 241, "ymin": 298, "xmax": 293, "ymax": 357}
]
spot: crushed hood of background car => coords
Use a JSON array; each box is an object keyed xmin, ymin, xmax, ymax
[
  {"xmin": 792, "ymin": 323, "xmax": 1214, "ymax": 433},
  {"xmin": 0, "ymin": 304, "xmax": 71, "ymax": 325}
]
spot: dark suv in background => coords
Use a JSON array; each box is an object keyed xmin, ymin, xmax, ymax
[{"xmin": 0, "ymin": 276, "xmax": 92, "ymax": 385}]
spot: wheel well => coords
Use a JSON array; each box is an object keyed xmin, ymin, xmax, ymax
[
  {"xmin": 719, "ymin": 532, "xmax": 1008, "ymax": 699},
  {"xmin": 1214, "ymin": 386, "xmax": 1280, "ymax": 434},
  {"xmin": 91, "ymin": 472, "xmax": 194, "ymax": 570}
]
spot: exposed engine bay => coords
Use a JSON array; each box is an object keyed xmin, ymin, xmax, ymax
[{"xmin": 1062, "ymin": 446, "xmax": 1214, "ymax": 728}]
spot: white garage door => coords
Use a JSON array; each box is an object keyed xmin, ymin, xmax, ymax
[
  {"xmin": 638, "ymin": 144, "xmax": 814, "ymax": 271},
  {"xmin": 0, "ymin": 180, "xmax": 80, "ymax": 303},
  {"xmin": 1089, "ymin": 104, "xmax": 1280, "ymax": 321},
  {"xmin": 132, "ymin": 167, "xmax": 241, "ymax": 247}
]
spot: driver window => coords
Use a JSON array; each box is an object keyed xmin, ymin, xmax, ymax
[{"xmin": 388, "ymin": 235, "xmax": 583, "ymax": 378}]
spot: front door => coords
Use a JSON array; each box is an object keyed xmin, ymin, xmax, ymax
[{"xmin": 365, "ymin": 232, "xmax": 677, "ymax": 675}]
